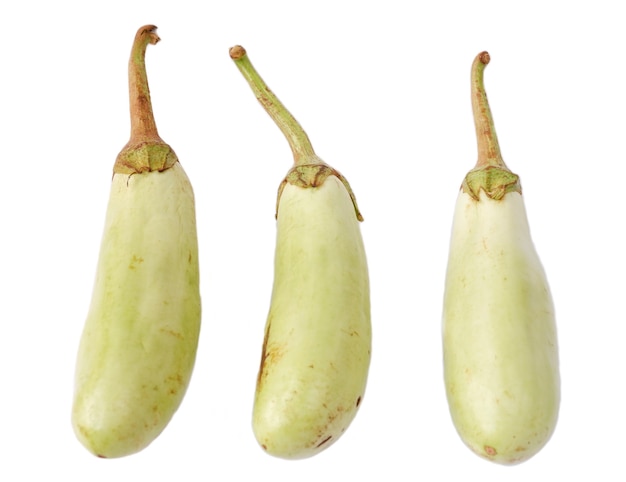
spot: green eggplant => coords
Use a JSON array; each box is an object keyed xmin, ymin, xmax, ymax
[
  {"xmin": 230, "ymin": 45, "xmax": 371, "ymax": 460},
  {"xmin": 72, "ymin": 25, "xmax": 201, "ymax": 458},
  {"xmin": 442, "ymin": 51, "xmax": 560, "ymax": 465}
]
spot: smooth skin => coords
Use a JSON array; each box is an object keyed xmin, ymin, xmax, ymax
[
  {"xmin": 72, "ymin": 26, "xmax": 201, "ymax": 458},
  {"xmin": 254, "ymin": 178, "xmax": 371, "ymax": 459},
  {"xmin": 443, "ymin": 191, "xmax": 559, "ymax": 464},
  {"xmin": 442, "ymin": 51, "xmax": 559, "ymax": 465},
  {"xmin": 73, "ymin": 164, "xmax": 200, "ymax": 458},
  {"xmin": 230, "ymin": 45, "xmax": 371, "ymax": 459}
]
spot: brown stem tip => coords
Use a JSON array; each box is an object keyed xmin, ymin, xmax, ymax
[
  {"xmin": 137, "ymin": 25, "xmax": 160, "ymax": 45},
  {"xmin": 478, "ymin": 51, "xmax": 490, "ymax": 66},
  {"xmin": 229, "ymin": 45, "xmax": 246, "ymax": 60}
]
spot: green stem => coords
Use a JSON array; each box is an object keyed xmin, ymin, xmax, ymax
[
  {"xmin": 114, "ymin": 25, "xmax": 177, "ymax": 174},
  {"xmin": 462, "ymin": 52, "xmax": 520, "ymax": 200},
  {"xmin": 471, "ymin": 51, "xmax": 506, "ymax": 169},
  {"xmin": 229, "ymin": 45, "xmax": 320, "ymax": 166},
  {"xmin": 230, "ymin": 45, "xmax": 363, "ymax": 221}
]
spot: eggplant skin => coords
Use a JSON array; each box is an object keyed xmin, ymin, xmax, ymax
[
  {"xmin": 442, "ymin": 190, "xmax": 559, "ymax": 465},
  {"xmin": 253, "ymin": 176, "xmax": 371, "ymax": 459},
  {"xmin": 72, "ymin": 163, "xmax": 201, "ymax": 458}
]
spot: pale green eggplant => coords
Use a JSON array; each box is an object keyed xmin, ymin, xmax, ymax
[
  {"xmin": 442, "ymin": 52, "xmax": 560, "ymax": 465},
  {"xmin": 230, "ymin": 45, "xmax": 371, "ymax": 460},
  {"xmin": 72, "ymin": 25, "xmax": 201, "ymax": 458}
]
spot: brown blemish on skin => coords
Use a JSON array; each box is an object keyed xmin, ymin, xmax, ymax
[
  {"xmin": 316, "ymin": 435, "xmax": 332, "ymax": 448},
  {"xmin": 167, "ymin": 373, "xmax": 183, "ymax": 386},
  {"xmin": 257, "ymin": 319, "xmax": 285, "ymax": 388},
  {"xmin": 484, "ymin": 445, "xmax": 497, "ymax": 456},
  {"xmin": 356, "ymin": 396, "xmax": 362, "ymax": 407},
  {"xmin": 160, "ymin": 327, "xmax": 183, "ymax": 339},
  {"xmin": 161, "ymin": 373, "xmax": 184, "ymax": 396},
  {"xmin": 257, "ymin": 328, "xmax": 270, "ymax": 386},
  {"xmin": 128, "ymin": 255, "xmax": 144, "ymax": 270}
]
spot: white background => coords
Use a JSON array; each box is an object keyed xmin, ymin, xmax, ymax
[{"xmin": 1, "ymin": 0, "xmax": 624, "ymax": 480}]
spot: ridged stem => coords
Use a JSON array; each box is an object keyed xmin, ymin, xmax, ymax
[
  {"xmin": 128, "ymin": 25, "xmax": 162, "ymax": 145},
  {"xmin": 229, "ymin": 45, "xmax": 320, "ymax": 166},
  {"xmin": 462, "ymin": 52, "xmax": 520, "ymax": 200},
  {"xmin": 471, "ymin": 51, "xmax": 506, "ymax": 169}
]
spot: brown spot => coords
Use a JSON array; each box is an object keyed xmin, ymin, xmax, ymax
[
  {"xmin": 160, "ymin": 327, "xmax": 183, "ymax": 339},
  {"xmin": 484, "ymin": 445, "xmax": 497, "ymax": 456},
  {"xmin": 515, "ymin": 446, "xmax": 527, "ymax": 452},
  {"xmin": 229, "ymin": 45, "xmax": 246, "ymax": 60},
  {"xmin": 97, "ymin": 454, "xmax": 107, "ymax": 458},
  {"xmin": 257, "ymin": 318, "xmax": 273, "ymax": 387},
  {"xmin": 259, "ymin": 94, "xmax": 274, "ymax": 109},
  {"xmin": 167, "ymin": 373, "xmax": 183, "ymax": 386},
  {"xmin": 356, "ymin": 396, "xmax": 362, "ymax": 407},
  {"xmin": 316, "ymin": 435, "xmax": 332, "ymax": 448},
  {"xmin": 128, "ymin": 255, "xmax": 144, "ymax": 270},
  {"xmin": 261, "ymin": 444, "xmax": 267, "ymax": 451}
]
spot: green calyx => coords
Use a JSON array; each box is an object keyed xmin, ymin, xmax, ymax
[
  {"xmin": 276, "ymin": 164, "xmax": 363, "ymax": 221},
  {"xmin": 115, "ymin": 142, "xmax": 178, "ymax": 174},
  {"xmin": 113, "ymin": 25, "xmax": 177, "ymax": 175},
  {"xmin": 463, "ymin": 51, "xmax": 522, "ymax": 200},
  {"xmin": 462, "ymin": 166, "xmax": 520, "ymax": 201}
]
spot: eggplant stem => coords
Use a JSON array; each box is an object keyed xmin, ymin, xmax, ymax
[
  {"xmin": 471, "ymin": 51, "xmax": 506, "ymax": 169},
  {"xmin": 229, "ymin": 45, "xmax": 319, "ymax": 166},
  {"xmin": 128, "ymin": 25, "xmax": 162, "ymax": 144},
  {"xmin": 114, "ymin": 25, "xmax": 177, "ymax": 174}
]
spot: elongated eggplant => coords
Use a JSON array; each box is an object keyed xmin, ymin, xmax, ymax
[
  {"xmin": 230, "ymin": 45, "xmax": 371, "ymax": 460},
  {"xmin": 442, "ymin": 52, "xmax": 559, "ymax": 465},
  {"xmin": 72, "ymin": 25, "xmax": 201, "ymax": 458}
]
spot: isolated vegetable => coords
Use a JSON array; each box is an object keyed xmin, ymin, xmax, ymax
[
  {"xmin": 230, "ymin": 45, "xmax": 371, "ymax": 460},
  {"xmin": 442, "ymin": 51, "xmax": 560, "ymax": 465},
  {"xmin": 72, "ymin": 25, "xmax": 201, "ymax": 458}
]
